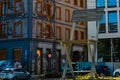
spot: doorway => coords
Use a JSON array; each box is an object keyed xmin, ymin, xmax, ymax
[{"xmin": 36, "ymin": 48, "xmax": 43, "ymax": 74}]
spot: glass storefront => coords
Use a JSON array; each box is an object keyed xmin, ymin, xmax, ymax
[{"xmin": 98, "ymin": 38, "xmax": 120, "ymax": 62}]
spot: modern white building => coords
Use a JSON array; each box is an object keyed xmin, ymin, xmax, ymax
[{"xmin": 87, "ymin": 0, "xmax": 120, "ymax": 63}]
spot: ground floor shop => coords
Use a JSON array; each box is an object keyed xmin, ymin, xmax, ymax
[
  {"xmin": 0, "ymin": 39, "xmax": 87, "ymax": 75},
  {"xmin": 98, "ymin": 38, "xmax": 120, "ymax": 62}
]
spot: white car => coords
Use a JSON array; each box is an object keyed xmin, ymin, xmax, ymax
[
  {"xmin": 113, "ymin": 68, "xmax": 120, "ymax": 77},
  {"xmin": 0, "ymin": 68, "xmax": 30, "ymax": 80}
]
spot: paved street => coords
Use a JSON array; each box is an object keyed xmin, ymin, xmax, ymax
[{"xmin": 30, "ymin": 75, "xmax": 40, "ymax": 80}]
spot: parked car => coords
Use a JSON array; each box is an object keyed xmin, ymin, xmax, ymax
[
  {"xmin": 113, "ymin": 68, "xmax": 120, "ymax": 77},
  {"xmin": 95, "ymin": 65, "xmax": 110, "ymax": 76},
  {"xmin": 81, "ymin": 65, "xmax": 110, "ymax": 76},
  {"xmin": 0, "ymin": 68, "xmax": 30, "ymax": 80}
]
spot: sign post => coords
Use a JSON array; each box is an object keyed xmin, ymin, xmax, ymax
[{"xmin": 61, "ymin": 8, "xmax": 104, "ymax": 79}]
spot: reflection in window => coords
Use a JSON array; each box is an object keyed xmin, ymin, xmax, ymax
[
  {"xmin": 96, "ymin": 0, "xmax": 105, "ymax": 8},
  {"xmin": 98, "ymin": 39, "xmax": 120, "ymax": 62},
  {"xmin": 107, "ymin": 0, "xmax": 116, "ymax": 7},
  {"xmin": 98, "ymin": 39, "xmax": 111, "ymax": 62},
  {"xmin": 108, "ymin": 11, "xmax": 117, "ymax": 33},
  {"xmin": 99, "ymin": 13, "xmax": 106, "ymax": 33}
]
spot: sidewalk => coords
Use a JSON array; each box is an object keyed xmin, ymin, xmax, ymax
[
  {"xmin": 31, "ymin": 75, "xmax": 62, "ymax": 80},
  {"xmin": 31, "ymin": 75, "xmax": 41, "ymax": 80}
]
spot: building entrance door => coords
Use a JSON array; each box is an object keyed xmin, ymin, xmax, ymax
[{"xmin": 36, "ymin": 48, "xmax": 43, "ymax": 74}]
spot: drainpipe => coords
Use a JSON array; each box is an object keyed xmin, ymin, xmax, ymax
[{"xmin": 27, "ymin": 0, "xmax": 33, "ymax": 73}]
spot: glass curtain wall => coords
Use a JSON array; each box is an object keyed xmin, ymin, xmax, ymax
[
  {"xmin": 96, "ymin": 0, "xmax": 120, "ymax": 62},
  {"xmin": 98, "ymin": 39, "xmax": 120, "ymax": 62}
]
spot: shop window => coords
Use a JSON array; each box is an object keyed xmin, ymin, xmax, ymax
[
  {"xmin": 46, "ymin": 24, "xmax": 52, "ymax": 39},
  {"xmin": 80, "ymin": 0, "xmax": 85, "ymax": 8},
  {"xmin": 13, "ymin": 21, "xmax": 23, "ymax": 38},
  {"xmin": 13, "ymin": 48, "xmax": 21, "ymax": 60},
  {"xmin": 36, "ymin": 21, "xmax": 43, "ymax": 38},
  {"xmin": 0, "ymin": 0, "xmax": 8, "ymax": 16},
  {"xmin": 14, "ymin": 0, "xmax": 24, "ymax": 15},
  {"xmin": 56, "ymin": 6, "xmax": 62, "ymax": 20},
  {"xmin": 65, "ymin": 28, "xmax": 70, "ymax": 41},
  {"xmin": 65, "ymin": 9, "xmax": 70, "ymax": 22},
  {"xmin": 0, "ymin": 22, "xmax": 8, "ymax": 38},
  {"xmin": 74, "ymin": 30, "xmax": 78, "ymax": 40},
  {"xmin": 73, "ymin": 0, "xmax": 78, "ymax": 6},
  {"xmin": 35, "ymin": 0, "xmax": 43, "ymax": 16},
  {"xmin": 0, "ymin": 49, "xmax": 6, "ymax": 60},
  {"xmin": 46, "ymin": 2, "xmax": 52, "ymax": 18},
  {"xmin": 56, "ymin": 26, "xmax": 62, "ymax": 40}
]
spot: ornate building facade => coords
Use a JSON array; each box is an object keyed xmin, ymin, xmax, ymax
[{"xmin": 0, "ymin": 0, "xmax": 87, "ymax": 74}]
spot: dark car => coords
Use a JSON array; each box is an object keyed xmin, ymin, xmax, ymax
[
  {"xmin": 95, "ymin": 65, "xmax": 110, "ymax": 76},
  {"xmin": 80, "ymin": 65, "xmax": 110, "ymax": 76}
]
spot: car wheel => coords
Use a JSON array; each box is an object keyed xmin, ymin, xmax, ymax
[
  {"xmin": 115, "ymin": 72, "xmax": 120, "ymax": 77},
  {"xmin": 13, "ymin": 77, "xmax": 17, "ymax": 80}
]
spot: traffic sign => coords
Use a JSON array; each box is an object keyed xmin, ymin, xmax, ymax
[{"xmin": 72, "ymin": 8, "xmax": 104, "ymax": 22}]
